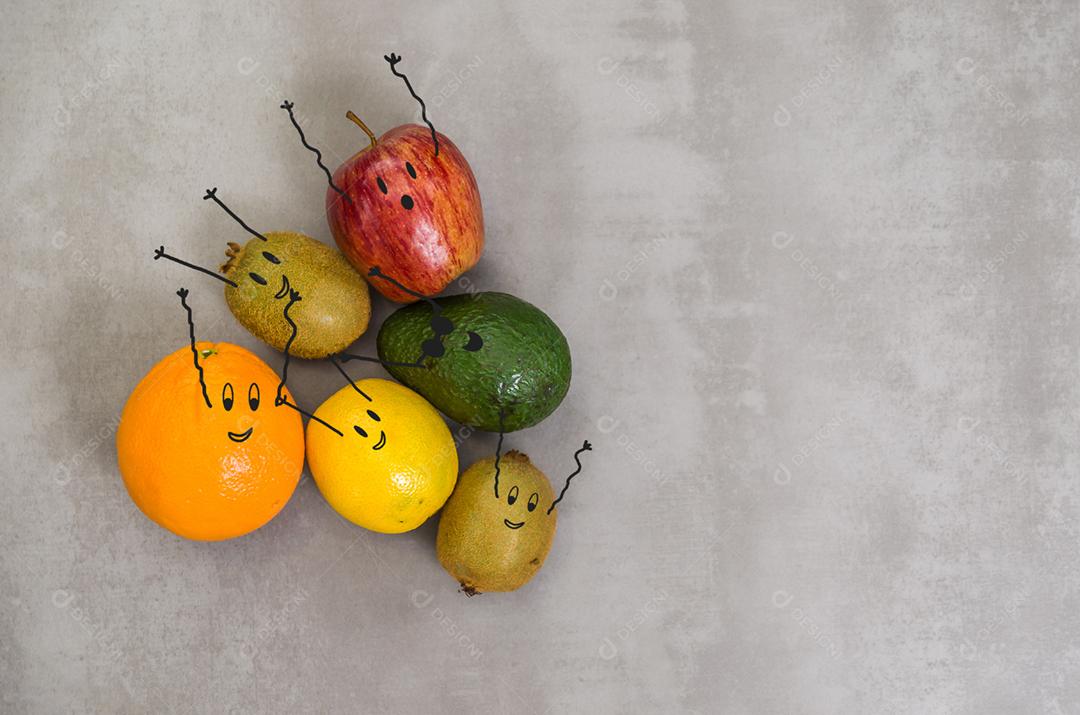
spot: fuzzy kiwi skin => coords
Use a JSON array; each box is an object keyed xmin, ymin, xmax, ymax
[
  {"xmin": 436, "ymin": 451, "xmax": 557, "ymax": 593},
  {"xmin": 222, "ymin": 232, "xmax": 370, "ymax": 358}
]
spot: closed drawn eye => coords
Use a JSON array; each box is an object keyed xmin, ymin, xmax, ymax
[
  {"xmin": 405, "ymin": 161, "xmax": 417, "ymax": 179},
  {"xmin": 262, "ymin": 251, "xmax": 281, "ymax": 264},
  {"xmin": 249, "ymin": 272, "xmax": 267, "ymax": 285},
  {"xmin": 376, "ymin": 177, "xmax": 388, "ymax": 194},
  {"xmin": 464, "ymin": 331, "xmax": 483, "ymax": 352}
]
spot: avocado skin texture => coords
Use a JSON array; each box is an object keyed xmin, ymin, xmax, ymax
[
  {"xmin": 376, "ymin": 292, "xmax": 571, "ymax": 432},
  {"xmin": 436, "ymin": 452, "xmax": 557, "ymax": 593},
  {"xmin": 223, "ymin": 232, "xmax": 370, "ymax": 359}
]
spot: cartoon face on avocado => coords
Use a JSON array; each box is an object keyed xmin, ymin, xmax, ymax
[{"xmin": 338, "ymin": 269, "xmax": 483, "ymax": 370}]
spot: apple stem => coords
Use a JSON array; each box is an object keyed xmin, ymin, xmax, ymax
[{"xmin": 346, "ymin": 111, "xmax": 377, "ymax": 149}]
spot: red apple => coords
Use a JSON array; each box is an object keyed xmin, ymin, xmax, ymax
[{"xmin": 325, "ymin": 118, "xmax": 484, "ymax": 303}]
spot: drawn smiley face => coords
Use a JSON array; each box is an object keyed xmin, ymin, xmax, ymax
[
  {"xmin": 221, "ymin": 381, "xmax": 262, "ymax": 443},
  {"xmin": 501, "ymin": 484, "xmax": 541, "ymax": 530},
  {"xmin": 223, "ymin": 236, "xmax": 294, "ymax": 304},
  {"xmin": 352, "ymin": 407, "xmax": 387, "ymax": 451},
  {"xmin": 374, "ymin": 160, "xmax": 420, "ymax": 211}
]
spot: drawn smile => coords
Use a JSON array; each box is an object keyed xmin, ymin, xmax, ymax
[
  {"xmin": 503, "ymin": 518, "xmax": 524, "ymax": 530},
  {"xmin": 274, "ymin": 274, "xmax": 291, "ymax": 299},
  {"xmin": 228, "ymin": 427, "xmax": 253, "ymax": 443},
  {"xmin": 372, "ymin": 431, "xmax": 386, "ymax": 451}
]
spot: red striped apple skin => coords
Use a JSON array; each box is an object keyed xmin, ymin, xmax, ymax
[{"xmin": 326, "ymin": 124, "xmax": 484, "ymax": 303}]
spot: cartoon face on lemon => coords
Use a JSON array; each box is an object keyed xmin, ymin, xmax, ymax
[
  {"xmin": 305, "ymin": 376, "xmax": 458, "ymax": 534},
  {"xmin": 116, "ymin": 291, "xmax": 304, "ymax": 541}
]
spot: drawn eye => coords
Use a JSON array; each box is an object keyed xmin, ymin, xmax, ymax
[
  {"xmin": 464, "ymin": 331, "xmax": 483, "ymax": 352},
  {"xmin": 376, "ymin": 177, "xmax": 388, "ymax": 194},
  {"xmin": 261, "ymin": 251, "xmax": 281, "ymax": 264},
  {"xmin": 249, "ymin": 272, "xmax": 267, "ymax": 285},
  {"xmin": 421, "ymin": 338, "xmax": 445, "ymax": 358},
  {"xmin": 354, "ymin": 425, "xmax": 368, "ymax": 438},
  {"xmin": 367, "ymin": 410, "xmax": 380, "ymax": 422},
  {"xmin": 527, "ymin": 493, "xmax": 539, "ymax": 512},
  {"xmin": 248, "ymin": 383, "xmax": 260, "ymax": 411},
  {"xmin": 405, "ymin": 161, "xmax": 417, "ymax": 179},
  {"xmin": 222, "ymin": 383, "xmax": 234, "ymax": 411},
  {"xmin": 508, "ymin": 485, "xmax": 519, "ymax": 505},
  {"xmin": 430, "ymin": 316, "xmax": 454, "ymax": 335}
]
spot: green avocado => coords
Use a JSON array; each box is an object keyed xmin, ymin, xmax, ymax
[{"xmin": 376, "ymin": 292, "xmax": 571, "ymax": 432}]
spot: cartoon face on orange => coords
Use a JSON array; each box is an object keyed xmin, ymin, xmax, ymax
[{"xmin": 117, "ymin": 338, "xmax": 305, "ymax": 541}]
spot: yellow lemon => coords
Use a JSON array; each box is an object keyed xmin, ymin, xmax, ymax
[{"xmin": 307, "ymin": 378, "xmax": 458, "ymax": 533}]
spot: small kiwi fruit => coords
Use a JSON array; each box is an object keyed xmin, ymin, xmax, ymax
[
  {"xmin": 221, "ymin": 231, "xmax": 370, "ymax": 358},
  {"xmin": 436, "ymin": 451, "xmax": 558, "ymax": 594}
]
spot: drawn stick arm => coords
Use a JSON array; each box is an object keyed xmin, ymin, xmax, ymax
[{"xmin": 154, "ymin": 246, "xmax": 237, "ymax": 288}]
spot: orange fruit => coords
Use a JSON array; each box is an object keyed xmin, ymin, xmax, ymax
[{"xmin": 117, "ymin": 342, "xmax": 304, "ymax": 541}]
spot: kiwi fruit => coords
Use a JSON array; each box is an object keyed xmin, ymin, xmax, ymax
[
  {"xmin": 221, "ymin": 232, "xmax": 370, "ymax": 358},
  {"xmin": 436, "ymin": 451, "xmax": 557, "ymax": 594}
]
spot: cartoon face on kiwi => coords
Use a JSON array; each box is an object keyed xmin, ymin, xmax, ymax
[
  {"xmin": 436, "ymin": 442, "xmax": 591, "ymax": 594},
  {"xmin": 154, "ymin": 190, "xmax": 372, "ymax": 360}
]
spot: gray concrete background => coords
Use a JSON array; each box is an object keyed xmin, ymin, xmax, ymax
[{"xmin": 3, "ymin": 1, "xmax": 1078, "ymax": 712}]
